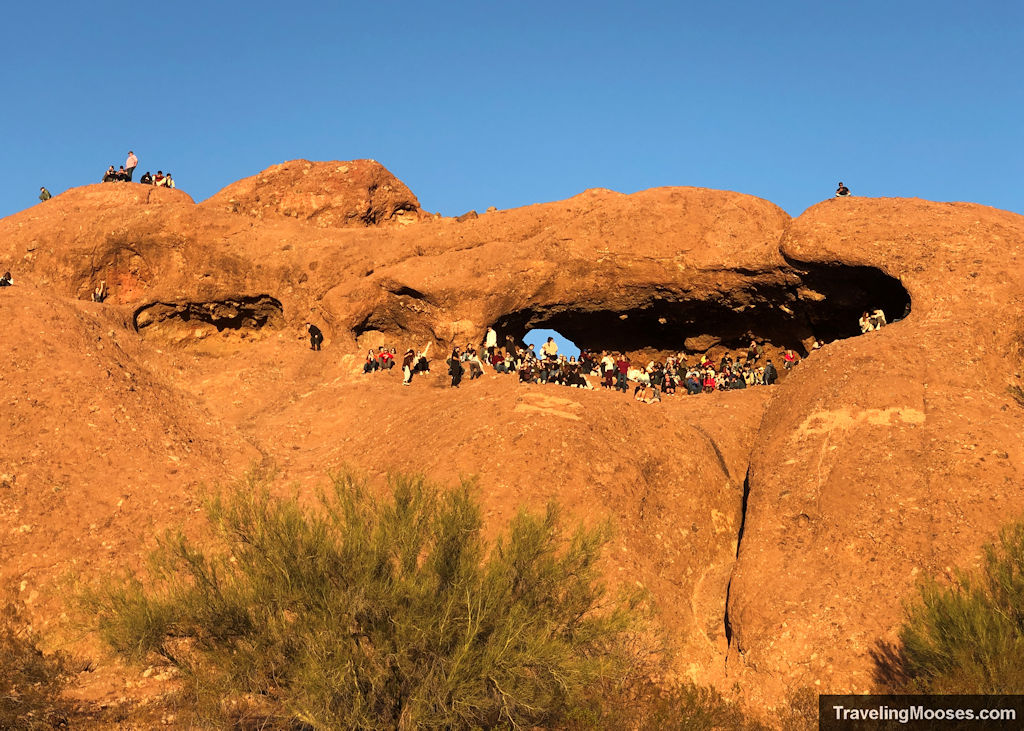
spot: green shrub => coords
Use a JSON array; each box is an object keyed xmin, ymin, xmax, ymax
[
  {"xmin": 82, "ymin": 469, "xmax": 650, "ymax": 729},
  {"xmin": 0, "ymin": 595, "xmax": 71, "ymax": 730},
  {"xmin": 897, "ymin": 521, "xmax": 1024, "ymax": 693}
]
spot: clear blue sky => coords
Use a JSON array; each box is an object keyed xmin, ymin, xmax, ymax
[{"xmin": 2, "ymin": 1, "xmax": 1021, "ymax": 220}]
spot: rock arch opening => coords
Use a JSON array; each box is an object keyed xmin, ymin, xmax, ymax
[
  {"xmin": 492, "ymin": 265, "xmax": 910, "ymax": 358},
  {"xmin": 523, "ymin": 328, "xmax": 581, "ymax": 359}
]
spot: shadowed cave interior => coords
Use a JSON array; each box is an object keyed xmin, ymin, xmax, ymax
[{"xmin": 493, "ymin": 264, "xmax": 910, "ymax": 356}]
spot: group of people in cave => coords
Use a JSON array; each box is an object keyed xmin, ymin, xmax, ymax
[
  {"xmin": 359, "ymin": 327, "xmax": 809, "ymax": 401},
  {"xmin": 349, "ymin": 305, "xmax": 894, "ymax": 400}
]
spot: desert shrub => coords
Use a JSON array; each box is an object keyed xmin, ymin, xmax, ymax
[
  {"xmin": 82, "ymin": 469, "xmax": 649, "ymax": 729},
  {"xmin": 0, "ymin": 595, "xmax": 72, "ymax": 730},
  {"xmin": 897, "ymin": 521, "xmax": 1024, "ymax": 693}
]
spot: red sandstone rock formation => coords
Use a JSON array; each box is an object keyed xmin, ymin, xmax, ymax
[{"xmin": 2, "ymin": 164, "xmax": 1023, "ymax": 714}]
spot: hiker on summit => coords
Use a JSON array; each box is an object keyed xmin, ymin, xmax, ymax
[
  {"xmin": 102, "ymin": 166, "xmax": 117, "ymax": 182},
  {"xmin": 38, "ymin": 186, "xmax": 51, "ymax": 202},
  {"xmin": 836, "ymin": 181, "xmax": 851, "ymax": 197},
  {"xmin": 306, "ymin": 323, "xmax": 323, "ymax": 350},
  {"xmin": 139, "ymin": 171, "xmax": 153, "ymax": 185},
  {"xmin": 125, "ymin": 151, "xmax": 138, "ymax": 181},
  {"xmin": 0, "ymin": 271, "xmax": 12, "ymax": 287}
]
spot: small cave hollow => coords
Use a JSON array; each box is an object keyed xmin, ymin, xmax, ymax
[
  {"xmin": 492, "ymin": 265, "xmax": 910, "ymax": 358},
  {"xmin": 133, "ymin": 295, "xmax": 284, "ymax": 336}
]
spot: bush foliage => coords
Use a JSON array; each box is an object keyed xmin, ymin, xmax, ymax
[
  {"xmin": 0, "ymin": 595, "xmax": 71, "ymax": 730},
  {"xmin": 83, "ymin": 469, "xmax": 657, "ymax": 729},
  {"xmin": 897, "ymin": 521, "xmax": 1024, "ymax": 693}
]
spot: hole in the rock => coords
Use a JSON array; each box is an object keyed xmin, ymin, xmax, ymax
[
  {"xmin": 522, "ymin": 328, "xmax": 581, "ymax": 359},
  {"xmin": 133, "ymin": 295, "xmax": 284, "ymax": 335},
  {"xmin": 493, "ymin": 265, "xmax": 910, "ymax": 358}
]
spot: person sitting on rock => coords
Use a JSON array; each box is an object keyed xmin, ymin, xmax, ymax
[
  {"xmin": 764, "ymin": 359, "xmax": 779, "ymax": 385},
  {"xmin": 306, "ymin": 323, "xmax": 323, "ymax": 351},
  {"xmin": 0, "ymin": 271, "xmax": 12, "ymax": 287},
  {"xmin": 165, "ymin": 173, "xmax": 176, "ymax": 189},
  {"xmin": 91, "ymin": 280, "xmax": 108, "ymax": 303},
  {"xmin": 38, "ymin": 186, "xmax": 51, "ymax": 202},
  {"xmin": 836, "ymin": 181, "xmax": 851, "ymax": 197},
  {"xmin": 115, "ymin": 166, "xmax": 129, "ymax": 182},
  {"xmin": 153, "ymin": 171, "xmax": 166, "ymax": 186},
  {"xmin": 363, "ymin": 350, "xmax": 379, "ymax": 373},
  {"xmin": 413, "ymin": 342, "xmax": 431, "ymax": 373},
  {"xmin": 102, "ymin": 166, "xmax": 118, "ymax": 182},
  {"xmin": 859, "ymin": 311, "xmax": 873, "ymax": 333},
  {"xmin": 541, "ymin": 336, "xmax": 558, "ymax": 361},
  {"xmin": 869, "ymin": 308, "xmax": 887, "ymax": 329},
  {"xmin": 139, "ymin": 171, "xmax": 153, "ymax": 185},
  {"xmin": 782, "ymin": 348, "xmax": 799, "ymax": 369}
]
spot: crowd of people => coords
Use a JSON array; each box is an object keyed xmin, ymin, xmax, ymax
[
  {"xmin": 354, "ymin": 327, "xmax": 803, "ymax": 402},
  {"xmin": 98, "ymin": 151, "xmax": 175, "ymax": 188},
  {"xmin": 352, "ymin": 307, "xmax": 894, "ymax": 402}
]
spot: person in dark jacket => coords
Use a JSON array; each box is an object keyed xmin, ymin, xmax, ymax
[
  {"xmin": 447, "ymin": 347, "xmax": 464, "ymax": 388},
  {"xmin": 0, "ymin": 271, "xmax": 12, "ymax": 287},
  {"xmin": 764, "ymin": 359, "xmax": 778, "ymax": 385},
  {"xmin": 38, "ymin": 187, "xmax": 51, "ymax": 202},
  {"xmin": 306, "ymin": 323, "xmax": 323, "ymax": 351},
  {"xmin": 402, "ymin": 348, "xmax": 415, "ymax": 385}
]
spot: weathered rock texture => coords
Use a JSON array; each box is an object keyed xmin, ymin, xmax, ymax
[
  {"xmin": 1, "ymin": 164, "xmax": 1022, "ymax": 713},
  {"xmin": 203, "ymin": 159, "xmax": 422, "ymax": 227}
]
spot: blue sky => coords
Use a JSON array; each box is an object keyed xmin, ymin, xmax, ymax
[{"xmin": 2, "ymin": 1, "xmax": 1021, "ymax": 221}]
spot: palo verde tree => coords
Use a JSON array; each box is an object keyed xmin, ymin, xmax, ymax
[{"xmin": 82, "ymin": 469, "xmax": 649, "ymax": 729}]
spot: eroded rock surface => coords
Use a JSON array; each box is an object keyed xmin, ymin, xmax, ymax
[{"xmin": 1, "ymin": 165, "xmax": 1023, "ymax": 712}]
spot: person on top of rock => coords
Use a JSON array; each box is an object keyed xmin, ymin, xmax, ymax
[
  {"xmin": 115, "ymin": 165, "xmax": 129, "ymax": 182},
  {"xmin": 91, "ymin": 280, "xmax": 108, "ymax": 303},
  {"xmin": 869, "ymin": 308, "xmax": 887, "ymax": 329},
  {"xmin": 363, "ymin": 349, "xmax": 379, "ymax": 373},
  {"xmin": 764, "ymin": 359, "xmax": 779, "ymax": 385},
  {"xmin": 859, "ymin": 311, "xmax": 873, "ymax": 333},
  {"xmin": 139, "ymin": 171, "xmax": 153, "ymax": 185},
  {"xmin": 38, "ymin": 186, "xmax": 51, "ymax": 202},
  {"xmin": 836, "ymin": 181, "xmax": 851, "ymax": 197},
  {"xmin": 447, "ymin": 347, "xmax": 464, "ymax": 388},
  {"xmin": 306, "ymin": 323, "xmax": 323, "ymax": 351},
  {"xmin": 165, "ymin": 173, "xmax": 176, "ymax": 189},
  {"xmin": 125, "ymin": 151, "xmax": 138, "ymax": 182},
  {"xmin": 102, "ymin": 166, "xmax": 117, "ymax": 182},
  {"xmin": 782, "ymin": 348, "xmax": 799, "ymax": 369},
  {"xmin": 0, "ymin": 271, "xmax": 12, "ymax": 287},
  {"xmin": 153, "ymin": 171, "xmax": 166, "ymax": 186}
]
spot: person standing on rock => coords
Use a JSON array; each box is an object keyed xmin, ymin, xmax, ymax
[
  {"xmin": 447, "ymin": 347, "xmax": 464, "ymax": 388},
  {"xmin": 402, "ymin": 348, "xmax": 415, "ymax": 385},
  {"xmin": 764, "ymin": 359, "xmax": 778, "ymax": 385},
  {"xmin": 306, "ymin": 323, "xmax": 323, "ymax": 351},
  {"xmin": 38, "ymin": 186, "xmax": 51, "ymax": 202},
  {"xmin": 485, "ymin": 327, "xmax": 497, "ymax": 358},
  {"xmin": 125, "ymin": 151, "xmax": 138, "ymax": 182}
]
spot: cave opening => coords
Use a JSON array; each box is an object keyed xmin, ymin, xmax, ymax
[
  {"xmin": 133, "ymin": 295, "xmax": 284, "ymax": 334},
  {"xmin": 492, "ymin": 265, "xmax": 910, "ymax": 358}
]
